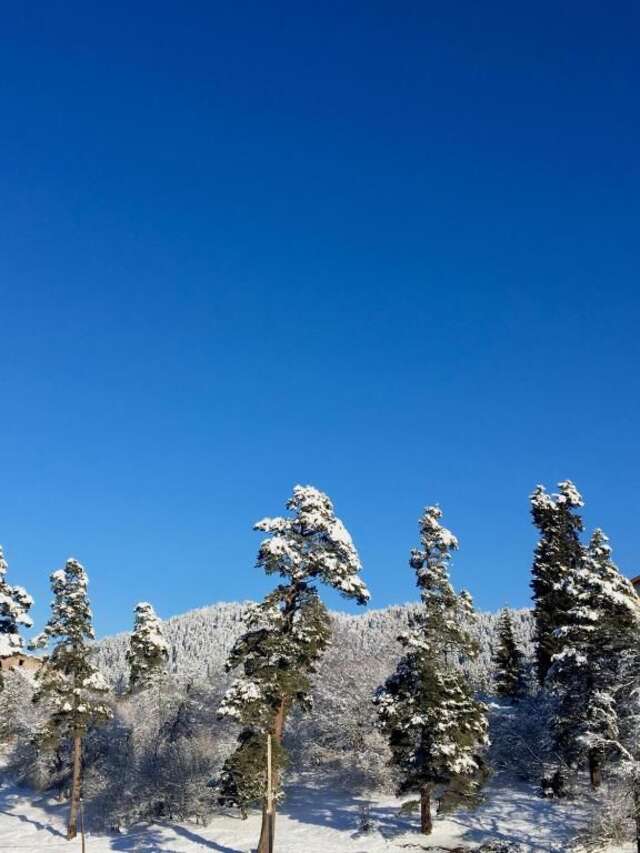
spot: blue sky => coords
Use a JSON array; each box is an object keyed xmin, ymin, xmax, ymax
[{"xmin": 1, "ymin": 2, "xmax": 639, "ymax": 637}]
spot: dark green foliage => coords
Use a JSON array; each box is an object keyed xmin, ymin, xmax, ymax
[
  {"xmin": 216, "ymin": 728, "xmax": 284, "ymax": 818},
  {"xmin": 547, "ymin": 529, "xmax": 640, "ymax": 780},
  {"xmin": 216, "ymin": 585, "xmax": 331, "ymax": 806},
  {"xmin": 216, "ymin": 485, "xmax": 369, "ymax": 815},
  {"xmin": 375, "ymin": 506, "xmax": 489, "ymax": 811},
  {"xmin": 0, "ymin": 546, "xmax": 33, "ymax": 691},
  {"xmin": 530, "ymin": 481, "xmax": 584, "ymax": 684},
  {"xmin": 32, "ymin": 559, "xmax": 111, "ymax": 744},
  {"xmin": 493, "ymin": 609, "xmax": 527, "ymax": 701},
  {"xmin": 126, "ymin": 602, "xmax": 169, "ymax": 693}
]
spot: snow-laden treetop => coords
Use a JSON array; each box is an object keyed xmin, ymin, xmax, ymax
[
  {"xmin": 566, "ymin": 528, "xmax": 640, "ymax": 624},
  {"xmin": 254, "ymin": 484, "xmax": 370, "ymax": 605},
  {"xmin": 0, "ymin": 545, "xmax": 34, "ymax": 658},
  {"xmin": 531, "ymin": 479, "xmax": 585, "ymax": 514},
  {"xmin": 130, "ymin": 601, "xmax": 169, "ymax": 654},
  {"xmin": 31, "ymin": 558, "xmax": 94, "ymax": 649},
  {"xmin": 406, "ymin": 505, "xmax": 476, "ymax": 657}
]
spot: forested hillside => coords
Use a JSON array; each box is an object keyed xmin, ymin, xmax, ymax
[{"xmin": 95, "ymin": 600, "xmax": 534, "ymax": 697}]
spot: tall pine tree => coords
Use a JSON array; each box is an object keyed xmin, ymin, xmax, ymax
[
  {"xmin": 493, "ymin": 608, "xmax": 527, "ymax": 701},
  {"xmin": 0, "ymin": 545, "xmax": 34, "ymax": 690},
  {"xmin": 217, "ymin": 485, "xmax": 369, "ymax": 853},
  {"xmin": 126, "ymin": 602, "xmax": 169, "ymax": 692},
  {"xmin": 32, "ymin": 558, "xmax": 112, "ymax": 839},
  {"xmin": 613, "ymin": 637, "xmax": 640, "ymax": 853},
  {"xmin": 547, "ymin": 529, "xmax": 640, "ymax": 790},
  {"xmin": 374, "ymin": 506, "xmax": 489, "ymax": 835},
  {"xmin": 530, "ymin": 480, "xmax": 584, "ymax": 684}
]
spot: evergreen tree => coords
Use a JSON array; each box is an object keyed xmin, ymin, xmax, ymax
[
  {"xmin": 0, "ymin": 545, "xmax": 34, "ymax": 689},
  {"xmin": 374, "ymin": 506, "xmax": 489, "ymax": 835},
  {"xmin": 493, "ymin": 608, "xmax": 527, "ymax": 701},
  {"xmin": 217, "ymin": 485, "xmax": 369, "ymax": 853},
  {"xmin": 613, "ymin": 639, "xmax": 640, "ymax": 853},
  {"xmin": 547, "ymin": 529, "xmax": 640, "ymax": 790},
  {"xmin": 530, "ymin": 481, "xmax": 584, "ymax": 684},
  {"xmin": 32, "ymin": 558, "xmax": 112, "ymax": 839},
  {"xmin": 126, "ymin": 602, "xmax": 169, "ymax": 692}
]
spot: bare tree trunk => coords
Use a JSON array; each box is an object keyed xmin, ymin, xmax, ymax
[
  {"xmin": 420, "ymin": 784, "xmax": 433, "ymax": 835},
  {"xmin": 67, "ymin": 731, "xmax": 82, "ymax": 840},
  {"xmin": 634, "ymin": 782, "xmax": 640, "ymax": 853},
  {"xmin": 588, "ymin": 751, "xmax": 602, "ymax": 790},
  {"xmin": 257, "ymin": 701, "xmax": 287, "ymax": 853}
]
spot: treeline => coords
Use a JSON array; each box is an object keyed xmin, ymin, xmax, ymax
[{"xmin": 1, "ymin": 481, "xmax": 639, "ymax": 851}]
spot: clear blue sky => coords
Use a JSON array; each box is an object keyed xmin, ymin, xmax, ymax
[{"xmin": 1, "ymin": 2, "xmax": 638, "ymax": 638}]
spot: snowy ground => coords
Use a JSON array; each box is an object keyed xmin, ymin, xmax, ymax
[{"xmin": 0, "ymin": 777, "xmax": 627, "ymax": 852}]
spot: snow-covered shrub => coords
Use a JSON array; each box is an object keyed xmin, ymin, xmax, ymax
[
  {"xmin": 83, "ymin": 678, "xmax": 234, "ymax": 830},
  {"xmin": 573, "ymin": 782, "xmax": 634, "ymax": 850},
  {"xmin": 0, "ymin": 669, "xmax": 42, "ymax": 743},
  {"xmin": 488, "ymin": 694, "xmax": 554, "ymax": 783}
]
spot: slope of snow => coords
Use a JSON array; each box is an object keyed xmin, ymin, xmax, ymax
[{"xmin": 0, "ymin": 777, "xmax": 594, "ymax": 852}]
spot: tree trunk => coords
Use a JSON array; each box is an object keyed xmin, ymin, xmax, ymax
[
  {"xmin": 588, "ymin": 751, "xmax": 602, "ymax": 790},
  {"xmin": 550, "ymin": 768, "xmax": 565, "ymax": 798},
  {"xmin": 257, "ymin": 701, "xmax": 287, "ymax": 853},
  {"xmin": 67, "ymin": 731, "xmax": 82, "ymax": 840},
  {"xmin": 634, "ymin": 782, "xmax": 640, "ymax": 853},
  {"xmin": 420, "ymin": 784, "xmax": 433, "ymax": 835}
]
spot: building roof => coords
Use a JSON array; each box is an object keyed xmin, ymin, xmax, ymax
[
  {"xmin": 631, "ymin": 575, "xmax": 640, "ymax": 590},
  {"xmin": 0, "ymin": 653, "xmax": 43, "ymax": 672}
]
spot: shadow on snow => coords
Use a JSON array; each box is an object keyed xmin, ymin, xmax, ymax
[{"xmin": 0, "ymin": 782, "xmax": 66, "ymax": 839}]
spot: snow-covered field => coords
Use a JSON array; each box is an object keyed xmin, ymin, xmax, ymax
[{"xmin": 0, "ymin": 777, "xmax": 620, "ymax": 852}]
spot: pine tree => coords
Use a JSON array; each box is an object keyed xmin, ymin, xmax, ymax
[
  {"xmin": 613, "ymin": 640, "xmax": 640, "ymax": 853},
  {"xmin": 0, "ymin": 545, "xmax": 34, "ymax": 689},
  {"xmin": 217, "ymin": 485, "xmax": 369, "ymax": 853},
  {"xmin": 530, "ymin": 481, "xmax": 584, "ymax": 684},
  {"xmin": 32, "ymin": 558, "xmax": 112, "ymax": 839},
  {"xmin": 126, "ymin": 602, "xmax": 169, "ymax": 692},
  {"xmin": 547, "ymin": 529, "xmax": 640, "ymax": 790},
  {"xmin": 493, "ymin": 608, "xmax": 527, "ymax": 701},
  {"xmin": 374, "ymin": 506, "xmax": 489, "ymax": 835}
]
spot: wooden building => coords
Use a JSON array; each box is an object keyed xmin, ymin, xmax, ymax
[{"xmin": 0, "ymin": 652, "xmax": 43, "ymax": 675}]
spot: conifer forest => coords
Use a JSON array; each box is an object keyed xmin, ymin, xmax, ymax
[{"xmin": 2, "ymin": 482, "xmax": 640, "ymax": 851}]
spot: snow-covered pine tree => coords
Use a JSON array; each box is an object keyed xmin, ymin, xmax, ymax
[
  {"xmin": 32, "ymin": 558, "xmax": 112, "ymax": 840},
  {"xmin": 493, "ymin": 608, "xmax": 527, "ymax": 701},
  {"xmin": 547, "ymin": 529, "xmax": 640, "ymax": 791},
  {"xmin": 126, "ymin": 602, "xmax": 169, "ymax": 692},
  {"xmin": 217, "ymin": 485, "xmax": 369, "ymax": 853},
  {"xmin": 613, "ymin": 640, "xmax": 640, "ymax": 853},
  {"xmin": 374, "ymin": 505, "xmax": 489, "ymax": 835},
  {"xmin": 530, "ymin": 481, "xmax": 584, "ymax": 684},
  {"xmin": 0, "ymin": 545, "xmax": 34, "ymax": 690}
]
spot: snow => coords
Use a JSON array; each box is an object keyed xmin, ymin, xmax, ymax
[
  {"xmin": 0, "ymin": 633, "xmax": 22, "ymax": 656},
  {"xmin": 0, "ymin": 777, "xmax": 595, "ymax": 852}
]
